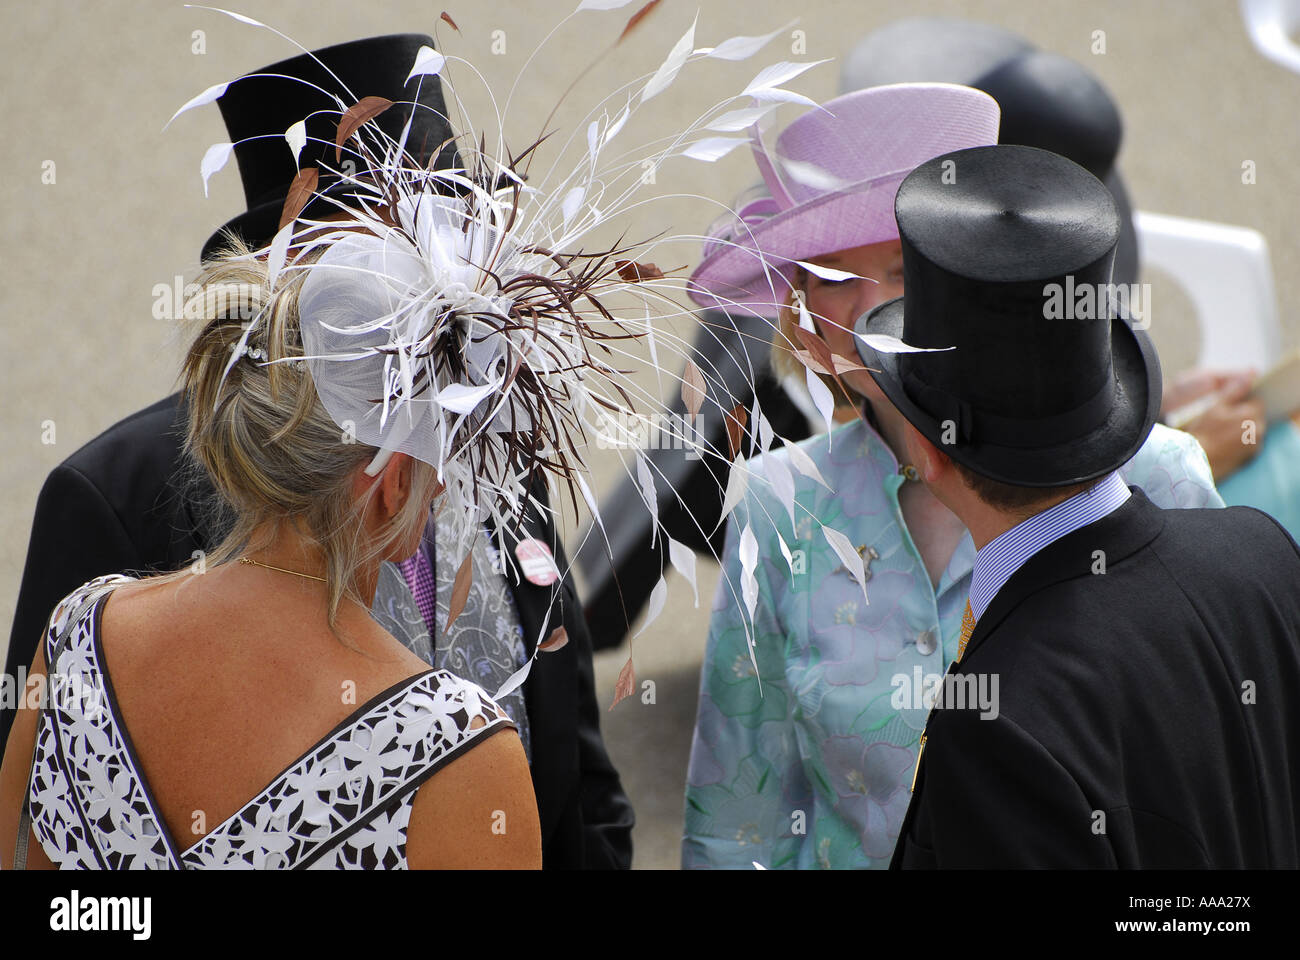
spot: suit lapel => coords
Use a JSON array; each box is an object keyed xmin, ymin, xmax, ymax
[{"xmin": 489, "ymin": 501, "xmax": 561, "ymax": 656}]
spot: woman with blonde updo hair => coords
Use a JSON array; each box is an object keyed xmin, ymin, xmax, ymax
[
  {"xmin": 0, "ymin": 242, "xmax": 541, "ymax": 869},
  {"xmin": 180, "ymin": 247, "xmax": 448, "ymax": 629}
]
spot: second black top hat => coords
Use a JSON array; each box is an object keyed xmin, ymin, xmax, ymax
[
  {"xmin": 203, "ymin": 33, "xmax": 460, "ymax": 260},
  {"xmin": 840, "ymin": 16, "xmax": 1138, "ymax": 286}
]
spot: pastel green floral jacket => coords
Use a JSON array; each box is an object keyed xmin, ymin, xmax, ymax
[{"xmin": 683, "ymin": 419, "xmax": 1223, "ymax": 869}]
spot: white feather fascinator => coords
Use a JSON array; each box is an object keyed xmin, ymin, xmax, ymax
[{"xmin": 170, "ymin": 3, "xmax": 910, "ymax": 702}]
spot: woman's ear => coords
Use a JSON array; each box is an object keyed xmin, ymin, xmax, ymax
[
  {"xmin": 380, "ymin": 453, "xmax": 414, "ymax": 521},
  {"xmin": 355, "ymin": 452, "xmax": 413, "ymax": 522}
]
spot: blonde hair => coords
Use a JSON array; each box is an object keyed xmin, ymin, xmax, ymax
[{"xmin": 177, "ymin": 239, "xmax": 441, "ymax": 629}]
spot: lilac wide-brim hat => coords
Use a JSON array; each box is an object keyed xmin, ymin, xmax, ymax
[{"xmin": 688, "ymin": 82, "xmax": 1000, "ymax": 317}]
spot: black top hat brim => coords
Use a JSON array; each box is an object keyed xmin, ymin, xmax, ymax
[
  {"xmin": 202, "ymin": 196, "xmax": 293, "ymax": 262},
  {"xmin": 855, "ymin": 298, "xmax": 1162, "ymax": 487},
  {"xmin": 200, "ymin": 175, "xmax": 388, "ymax": 262}
]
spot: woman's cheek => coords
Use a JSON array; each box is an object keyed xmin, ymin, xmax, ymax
[
  {"xmin": 845, "ymin": 368, "xmax": 885, "ymax": 404},
  {"xmin": 878, "ymin": 278, "xmax": 905, "ymax": 307},
  {"xmin": 860, "ymin": 281, "xmax": 901, "ymax": 317}
]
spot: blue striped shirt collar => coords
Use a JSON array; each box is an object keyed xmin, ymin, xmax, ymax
[{"xmin": 968, "ymin": 471, "xmax": 1131, "ymax": 621}]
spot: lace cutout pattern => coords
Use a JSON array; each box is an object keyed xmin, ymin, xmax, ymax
[{"xmin": 28, "ymin": 576, "xmax": 512, "ymax": 870}]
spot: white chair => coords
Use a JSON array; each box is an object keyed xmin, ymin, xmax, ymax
[
  {"xmin": 1134, "ymin": 210, "xmax": 1281, "ymax": 372},
  {"xmin": 1241, "ymin": 0, "xmax": 1300, "ymax": 75}
]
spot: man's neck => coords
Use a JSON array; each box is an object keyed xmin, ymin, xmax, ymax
[
  {"xmin": 957, "ymin": 484, "xmax": 1092, "ymax": 550},
  {"xmin": 964, "ymin": 473, "xmax": 1131, "ymax": 621}
]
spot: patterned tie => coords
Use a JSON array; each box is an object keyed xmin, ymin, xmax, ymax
[
  {"xmin": 397, "ymin": 522, "xmax": 438, "ymax": 634},
  {"xmin": 956, "ymin": 599, "xmax": 976, "ymax": 662}
]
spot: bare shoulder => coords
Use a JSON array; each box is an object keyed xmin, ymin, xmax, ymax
[
  {"xmin": 404, "ymin": 722, "xmax": 541, "ymax": 869},
  {"xmin": 101, "ymin": 566, "xmax": 429, "ymax": 686}
]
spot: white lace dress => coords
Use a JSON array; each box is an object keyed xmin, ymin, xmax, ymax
[{"xmin": 26, "ymin": 575, "xmax": 514, "ymax": 869}]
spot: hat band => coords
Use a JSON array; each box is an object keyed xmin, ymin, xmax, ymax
[
  {"xmin": 712, "ymin": 163, "xmax": 918, "ymax": 248},
  {"xmin": 904, "ymin": 362, "xmax": 1117, "ymax": 450},
  {"xmin": 773, "ymin": 163, "xmax": 918, "ymax": 213}
]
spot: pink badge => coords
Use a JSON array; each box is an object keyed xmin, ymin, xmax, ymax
[{"xmin": 515, "ymin": 538, "xmax": 559, "ymax": 586}]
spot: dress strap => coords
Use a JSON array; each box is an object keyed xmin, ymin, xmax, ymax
[
  {"xmin": 179, "ymin": 670, "xmax": 513, "ymax": 869},
  {"xmin": 26, "ymin": 574, "xmax": 179, "ymax": 870}
]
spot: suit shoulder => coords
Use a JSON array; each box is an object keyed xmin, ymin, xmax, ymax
[
  {"xmin": 1157, "ymin": 501, "xmax": 1300, "ymax": 564},
  {"xmin": 59, "ymin": 393, "xmax": 185, "ymax": 478},
  {"xmin": 51, "ymin": 394, "xmax": 190, "ymax": 509}
]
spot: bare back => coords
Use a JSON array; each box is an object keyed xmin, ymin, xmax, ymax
[
  {"xmin": 3, "ymin": 564, "xmax": 540, "ymax": 869},
  {"xmin": 99, "ymin": 564, "xmax": 434, "ymax": 848}
]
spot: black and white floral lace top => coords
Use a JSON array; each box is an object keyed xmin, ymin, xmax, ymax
[{"xmin": 27, "ymin": 575, "xmax": 515, "ymax": 869}]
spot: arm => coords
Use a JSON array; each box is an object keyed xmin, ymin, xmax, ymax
[
  {"xmin": 562, "ymin": 568, "xmax": 636, "ymax": 868},
  {"xmin": 789, "ymin": 678, "xmax": 918, "ymax": 869},
  {"xmin": 0, "ymin": 641, "xmax": 56, "ymax": 870},
  {"xmin": 405, "ymin": 725, "xmax": 541, "ymax": 869},
  {"xmin": 1, "ymin": 465, "xmax": 138, "ymax": 759},
  {"xmin": 1162, "ymin": 368, "xmax": 1264, "ymax": 482}
]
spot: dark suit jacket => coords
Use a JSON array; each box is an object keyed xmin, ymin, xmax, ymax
[
  {"xmin": 3, "ymin": 392, "xmax": 633, "ymax": 869},
  {"xmin": 892, "ymin": 489, "xmax": 1300, "ymax": 869}
]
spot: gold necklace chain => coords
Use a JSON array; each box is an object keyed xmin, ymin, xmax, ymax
[{"xmin": 237, "ymin": 556, "xmax": 327, "ymax": 583}]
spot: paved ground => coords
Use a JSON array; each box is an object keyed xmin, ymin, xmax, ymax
[{"xmin": 2, "ymin": 0, "xmax": 1297, "ymax": 868}]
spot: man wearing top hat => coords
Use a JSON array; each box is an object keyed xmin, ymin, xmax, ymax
[
  {"xmin": 860, "ymin": 144, "xmax": 1300, "ymax": 868},
  {"xmin": 2, "ymin": 34, "xmax": 633, "ymax": 870},
  {"xmin": 577, "ymin": 15, "xmax": 1205, "ymax": 650}
]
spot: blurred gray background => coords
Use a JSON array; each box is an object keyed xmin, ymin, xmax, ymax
[{"xmin": 2, "ymin": 0, "xmax": 1296, "ymax": 868}]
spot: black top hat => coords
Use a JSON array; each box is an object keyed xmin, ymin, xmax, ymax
[
  {"xmin": 854, "ymin": 144, "xmax": 1161, "ymax": 488},
  {"xmin": 202, "ymin": 33, "xmax": 460, "ymax": 261},
  {"xmin": 840, "ymin": 17, "xmax": 1139, "ymax": 286}
]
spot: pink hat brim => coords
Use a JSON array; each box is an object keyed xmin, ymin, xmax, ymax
[{"xmin": 688, "ymin": 172, "xmax": 909, "ymax": 316}]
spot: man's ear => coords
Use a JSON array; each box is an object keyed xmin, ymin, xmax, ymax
[{"xmin": 905, "ymin": 422, "xmax": 951, "ymax": 484}]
